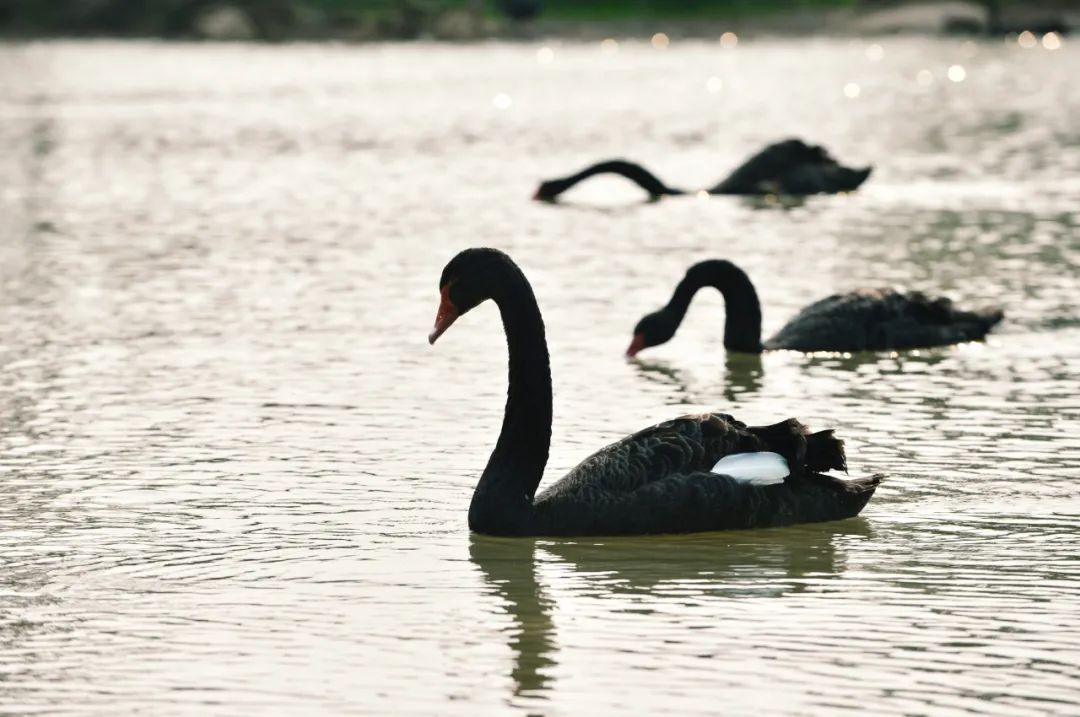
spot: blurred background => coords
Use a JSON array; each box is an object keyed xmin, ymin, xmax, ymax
[{"xmin": 0, "ymin": 1, "xmax": 1075, "ymax": 40}]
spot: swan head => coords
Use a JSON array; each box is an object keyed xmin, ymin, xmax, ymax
[
  {"xmin": 533, "ymin": 179, "xmax": 568, "ymax": 202},
  {"xmin": 627, "ymin": 310, "xmax": 677, "ymax": 357},
  {"xmin": 429, "ymin": 248, "xmax": 514, "ymax": 344}
]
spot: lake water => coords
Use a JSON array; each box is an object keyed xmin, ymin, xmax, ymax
[{"xmin": 1, "ymin": 36, "xmax": 1078, "ymax": 715}]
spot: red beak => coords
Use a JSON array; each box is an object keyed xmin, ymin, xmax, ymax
[
  {"xmin": 626, "ymin": 333, "xmax": 646, "ymax": 358},
  {"xmin": 428, "ymin": 285, "xmax": 459, "ymax": 345},
  {"xmin": 532, "ymin": 189, "xmax": 542, "ymax": 200}
]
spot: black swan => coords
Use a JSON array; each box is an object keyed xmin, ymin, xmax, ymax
[
  {"xmin": 626, "ymin": 260, "xmax": 1004, "ymax": 357},
  {"xmin": 427, "ymin": 248, "xmax": 881, "ymax": 537},
  {"xmin": 534, "ymin": 139, "xmax": 872, "ymax": 201}
]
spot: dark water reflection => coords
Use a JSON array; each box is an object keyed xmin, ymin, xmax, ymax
[
  {"xmin": 470, "ymin": 521, "xmax": 871, "ymax": 703},
  {"xmin": 1, "ymin": 38, "xmax": 1078, "ymax": 716},
  {"xmin": 632, "ymin": 352, "xmax": 764, "ymax": 403}
]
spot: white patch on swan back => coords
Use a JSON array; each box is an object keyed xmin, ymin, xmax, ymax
[{"xmin": 711, "ymin": 452, "xmax": 790, "ymax": 486}]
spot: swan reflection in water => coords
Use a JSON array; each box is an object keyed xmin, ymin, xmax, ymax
[
  {"xmin": 799, "ymin": 347, "xmax": 952, "ymax": 374},
  {"xmin": 468, "ymin": 519, "xmax": 871, "ymax": 700},
  {"xmin": 631, "ymin": 353, "xmax": 765, "ymax": 403},
  {"xmin": 738, "ymin": 193, "xmax": 809, "ymax": 211}
]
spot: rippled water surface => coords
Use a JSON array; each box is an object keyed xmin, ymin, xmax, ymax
[{"xmin": 1, "ymin": 37, "xmax": 1079, "ymax": 715}]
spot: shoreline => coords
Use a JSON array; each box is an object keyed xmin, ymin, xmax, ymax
[{"xmin": 0, "ymin": 3, "xmax": 1074, "ymax": 43}]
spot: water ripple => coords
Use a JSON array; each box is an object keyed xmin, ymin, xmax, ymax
[{"xmin": 1, "ymin": 37, "xmax": 1078, "ymax": 716}]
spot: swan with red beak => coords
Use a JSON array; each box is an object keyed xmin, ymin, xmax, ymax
[{"xmin": 424, "ymin": 247, "xmax": 881, "ymax": 537}]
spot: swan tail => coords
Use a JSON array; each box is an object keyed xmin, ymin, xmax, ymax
[
  {"xmin": 747, "ymin": 418, "xmax": 808, "ymax": 471},
  {"xmin": 849, "ymin": 166, "xmax": 873, "ymax": 189},
  {"xmin": 813, "ymin": 471, "xmax": 883, "ymax": 492},
  {"xmin": 974, "ymin": 306, "xmax": 1004, "ymax": 330},
  {"xmin": 800, "ymin": 472, "xmax": 883, "ymax": 522},
  {"xmin": 741, "ymin": 421, "xmax": 880, "ymax": 512},
  {"xmin": 951, "ymin": 305, "xmax": 1003, "ymax": 342},
  {"xmin": 847, "ymin": 473, "xmax": 885, "ymax": 492}
]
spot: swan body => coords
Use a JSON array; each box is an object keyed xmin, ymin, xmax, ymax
[
  {"xmin": 534, "ymin": 139, "xmax": 871, "ymax": 201},
  {"xmin": 428, "ymin": 248, "xmax": 881, "ymax": 537},
  {"xmin": 628, "ymin": 260, "xmax": 1003, "ymax": 356},
  {"xmin": 709, "ymin": 138, "xmax": 872, "ymax": 195},
  {"xmin": 764, "ymin": 288, "xmax": 1004, "ymax": 353},
  {"xmin": 525, "ymin": 415, "xmax": 878, "ymax": 537}
]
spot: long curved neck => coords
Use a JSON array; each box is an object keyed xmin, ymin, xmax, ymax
[
  {"xmin": 667, "ymin": 261, "xmax": 763, "ymax": 353},
  {"xmin": 561, "ymin": 160, "xmax": 684, "ymax": 197},
  {"xmin": 470, "ymin": 264, "xmax": 553, "ymax": 534}
]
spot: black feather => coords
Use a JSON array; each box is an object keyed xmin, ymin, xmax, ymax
[
  {"xmin": 529, "ymin": 413, "xmax": 880, "ymax": 536},
  {"xmin": 765, "ymin": 288, "xmax": 1004, "ymax": 351}
]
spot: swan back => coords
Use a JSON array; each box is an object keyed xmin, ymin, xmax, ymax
[
  {"xmin": 527, "ymin": 414, "xmax": 878, "ymax": 536},
  {"xmin": 765, "ymin": 288, "xmax": 1003, "ymax": 352},
  {"xmin": 711, "ymin": 138, "xmax": 872, "ymax": 195}
]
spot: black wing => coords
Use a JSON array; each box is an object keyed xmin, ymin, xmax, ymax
[
  {"xmin": 538, "ymin": 413, "xmax": 756, "ymax": 499},
  {"xmin": 766, "ymin": 289, "xmax": 1003, "ymax": 352},
  {"xmin": 531, "ymin": 414, "xmax": 875, "ymax": 535},
  {"xmin": 711, "ymin": 138, "xmax": 871, "ymax": 195}
]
